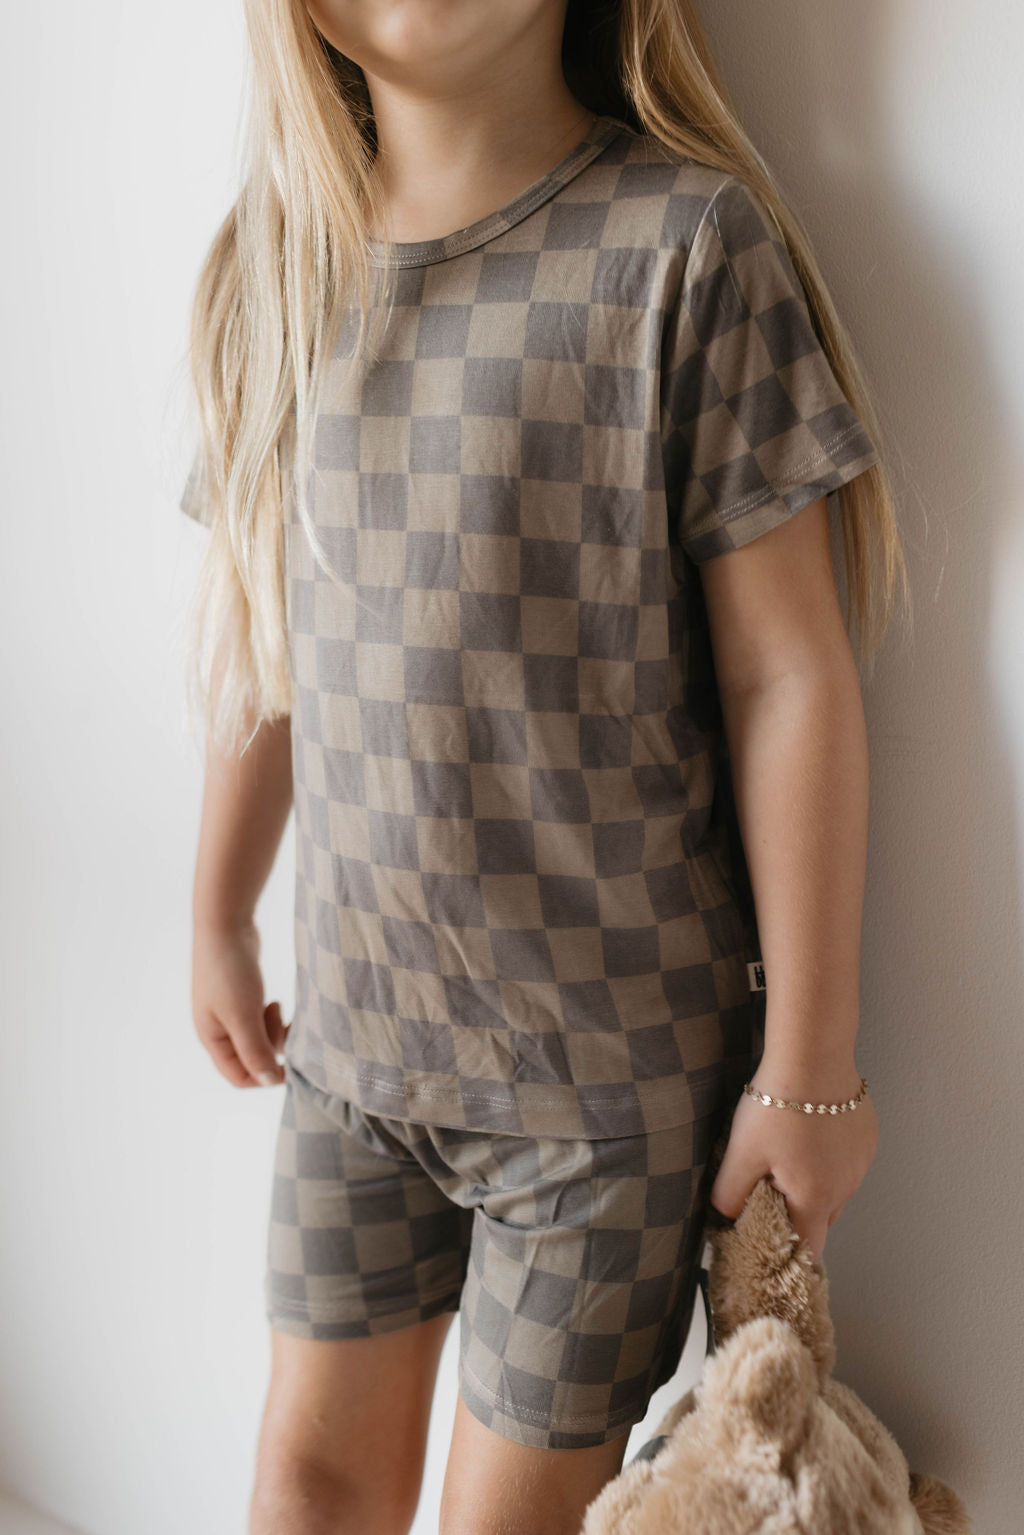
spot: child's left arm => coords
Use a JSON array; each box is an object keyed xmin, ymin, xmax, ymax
[{"xmin": 700, "ymin": 491, "xmax": 880, "ymax": 1260}]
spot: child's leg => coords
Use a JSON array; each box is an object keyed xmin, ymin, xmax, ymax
[
  {"xmin": 250, "ymin": 1313, "xmax": 452, "ymax": 1535},
  {"xmin": 250, "ymin": 1063, "xmax": 474, "ymax": 1534},
  {"xmin": 440, "ymin": 1392, "xmax": 629, "ymax": 1535},
  {"xmin": 431, "ymin": 1108, "xmax": 728, "ymax": 1535}
]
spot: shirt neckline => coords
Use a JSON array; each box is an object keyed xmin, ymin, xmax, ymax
[{"xmin": 366, "ymin": 113, "xmax": 631, "ymax": 269}]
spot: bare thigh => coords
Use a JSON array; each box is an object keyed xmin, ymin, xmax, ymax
[
  {"xmin": 250, "ymin": 1312, "xmax": 454, "ymax": 1535},
  {"xmin": 439, "ymin": 1394, "xmax": 629, "ymax": 1535}
]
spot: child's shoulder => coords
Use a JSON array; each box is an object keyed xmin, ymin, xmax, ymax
[
  {"xmin": 611, "ymin": 122, "xmax": 728, "ymax": 189},
  {"xmin": 601, "ymin": 122, "xmax": 763, "ymax": 258}
]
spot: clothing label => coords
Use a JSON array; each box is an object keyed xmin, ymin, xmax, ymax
[{"xmin": 747, "ymin": 960, "xmax": 766, "ymax": 993}]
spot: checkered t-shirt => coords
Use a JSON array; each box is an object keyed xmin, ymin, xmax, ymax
[{"xmin": 180, "ymin": 113, "xmax": 880, "ymax": 1138}]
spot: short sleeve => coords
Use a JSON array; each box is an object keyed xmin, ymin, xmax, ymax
[
  {"xmin": 661, "ymin": 176, "xmax": 881, "ymax": 563},
  {"xmin": 178, "ymin": 449, "xmax": 214, "ymax": 529}
]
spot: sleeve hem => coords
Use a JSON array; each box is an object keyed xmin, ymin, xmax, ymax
[
  {"xmin": 713, "ymin": 424, "xmax": 874, "ymax": 526},
  {"xmin": 682, "ymin": 435, "xmax": 880, "ymax": 563}
]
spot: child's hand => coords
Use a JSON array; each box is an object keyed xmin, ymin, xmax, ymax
[
  {"xmin": 708, "ymin": 1061, "xmax": 879, "ymax": 1260},
  {"xmin": 190, "ymin": 918, "xmax": 289, "ymax": 1088}
]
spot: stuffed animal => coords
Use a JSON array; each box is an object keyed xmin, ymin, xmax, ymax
[{"xmin": 581, "ymin": 1172, "xmax": 972, "ymax": 1535}]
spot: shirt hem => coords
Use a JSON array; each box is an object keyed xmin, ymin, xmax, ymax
[{"xmin": 284, "ymin": 1047, "xmax": 754, "ymax": 1140}]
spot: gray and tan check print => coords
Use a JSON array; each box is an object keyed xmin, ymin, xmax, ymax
[
  {"xmin": 266, "ymin": 1057, "xmax": 734, "ymax": 1448},
  {"xmin": 181, "ymin": 113, "xmax": 878, "ymax": 1139}
]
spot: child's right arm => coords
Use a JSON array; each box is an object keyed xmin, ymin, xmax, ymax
[{"xmin": 190, "ymin": 710, "xmax": 294, "ymax": 1088}]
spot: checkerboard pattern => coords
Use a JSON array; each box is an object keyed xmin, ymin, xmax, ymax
[
  {"xmin": 661, "ymin": 173, "xmax": 880, "ymax": 559},
  {"xmin": 266, "ymin": 1058, "xmax": 734, "ymax": 1448},
  {"xmin": 181, "ymin": 115, "xmax": 876, "ymax": 1139}
]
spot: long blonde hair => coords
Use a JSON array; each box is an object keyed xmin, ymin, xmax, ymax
[{"xmin": 181, "ymin": 0, "xmax": 911, "ymax": 757}]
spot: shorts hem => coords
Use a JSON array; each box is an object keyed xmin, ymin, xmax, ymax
[
  {"xmin": 266, "ymin": 1288, "xmax": 461, "ymax": 1333},
  {"xmin": 458, "ymin": 1360, "xmax": 652, "ymax": 1448}
]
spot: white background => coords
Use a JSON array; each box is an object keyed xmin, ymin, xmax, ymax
[{"xmin": 1, "ymin": 2, "xmax": 1021, "ymax": 1531}]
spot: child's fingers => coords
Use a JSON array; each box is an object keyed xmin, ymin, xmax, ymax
[
  {"xmin": 265, "ymin": 1000, "xmax": 290, "ymax": 1058},
  {"xmin": 205, "ymin": 1029, "xmax": 260, "ymax": 1088},
  {"xmin": 778, "ymin": 1192, "xmax": 828, "ymax": 1261},
  {"xmin": 197, "ymin": 1007, "xmax": 283, "ymax": 1087},
  {"xmin": 707, "ymin": 1153, "xmax": 762, "ymax": 1222},
  {"xmin": 225, "ymin": 1013, "xmax": 284, "ymax": 1086}
]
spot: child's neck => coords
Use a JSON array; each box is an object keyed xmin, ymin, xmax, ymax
[{"xmin": 365, "ymin": 97, "xmax": 597, "ymax": 246}]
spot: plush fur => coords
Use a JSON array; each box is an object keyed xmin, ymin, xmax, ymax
[{"xmin": 581, "ymin": 1174, "xmax": 972, "ymax": 1535}]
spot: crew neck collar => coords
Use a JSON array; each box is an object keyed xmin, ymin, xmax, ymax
[{"xmin": 365, "ymin": 114, "xmax": 631, "ymax": 269}]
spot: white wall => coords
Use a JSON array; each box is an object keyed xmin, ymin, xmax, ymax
[
  {"xmin": 700, "ymin": 8, "xmax": 1024, "ymax": 1533},
  {"xmin": 0, "ymin": 3, "xmax": 1019, "ymax": 1532}
]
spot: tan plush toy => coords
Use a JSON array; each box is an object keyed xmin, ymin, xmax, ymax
[{"xmin": 581, "ymin": 1173, "xmax": 972, "ymax": 1535}]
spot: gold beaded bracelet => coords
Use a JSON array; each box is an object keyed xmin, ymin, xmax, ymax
[{"xmin": 742, "ymin": 1074, "xmax": 869, "ymax": 1116}]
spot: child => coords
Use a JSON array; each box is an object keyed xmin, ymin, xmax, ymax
[{"xmin": 179, "ymin": 3, "xmax": 908, "ymax": 1531}]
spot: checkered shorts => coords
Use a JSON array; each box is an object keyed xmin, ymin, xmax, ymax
[{"xmin": 265, "ymin": 1058, "xmax": 739, "ymax": 1449}]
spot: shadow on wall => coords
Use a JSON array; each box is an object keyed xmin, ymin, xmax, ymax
[{"xmin": 700, "ymin": 0, "xmax": 1022, "ymax": 1523}]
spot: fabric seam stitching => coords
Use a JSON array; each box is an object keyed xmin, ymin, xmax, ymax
[
  {"xmin": 692, "ymin": 424, "xmax": 873, "ymax": 530},
  {"xmin": 459, "ymin": 1358, "xmax": 650, "ymax": 1430},
  {"xmin": 369, "ymin": 119, "xmax": 628, "ymax": 269},
  {"xmin": 296, "ymin": 1061, "xmax": 727, "ymax": 1111}
]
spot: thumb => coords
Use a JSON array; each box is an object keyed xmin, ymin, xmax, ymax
[
  {"xmin": 265, "ymin": 1000, "xmax": 290, "ymax": 1055},
  {"xmin": 709, "ymin": 1153, "xmax": 763, "ymax": 1223}
]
